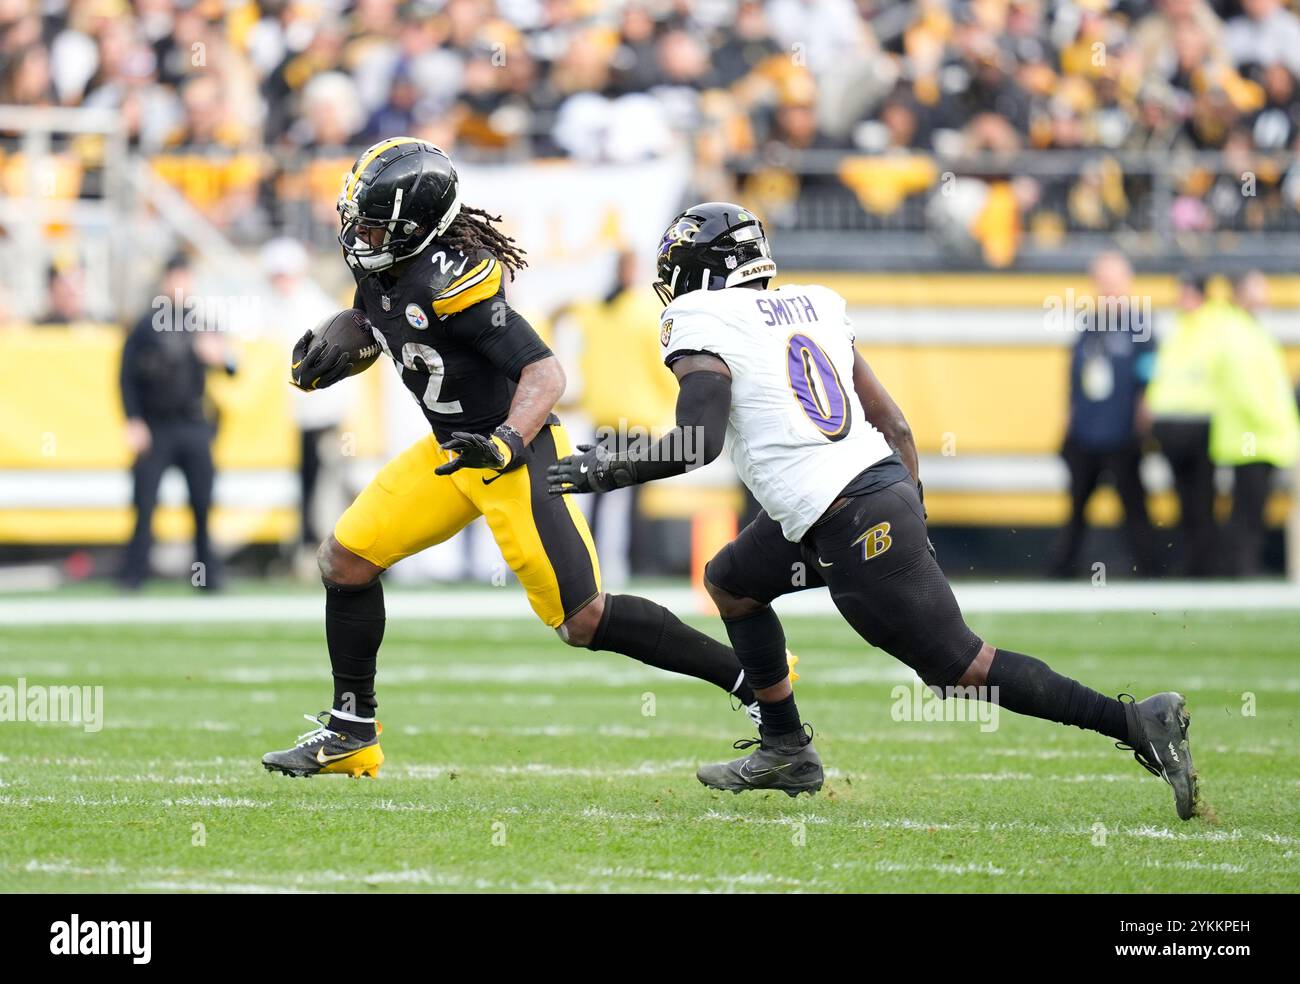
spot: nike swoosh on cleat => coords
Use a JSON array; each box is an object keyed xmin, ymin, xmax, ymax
[
  {"xmin": 316, "ymin": 747, "xmax": 360, "ymax": 765},
  {"xmin": 741, "ymin": 762, "xmax": 793, "ymax": 779},
  {"xmin": 1147, "ymin": 741, "xmax": 1171, "ymax": 781}
]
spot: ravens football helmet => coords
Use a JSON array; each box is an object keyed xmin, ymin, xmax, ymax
[
  {"xmin": 652, "ymin": 202, "xmax": 776, "ymax": 305},
  {"xmin": 337, "ymin": 138, "xmax": 461, "ymax": 275}
]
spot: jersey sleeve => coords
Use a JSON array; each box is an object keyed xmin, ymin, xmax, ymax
[
  {"xmin": 431, "ymin": 255, "xmax": 504, "ymax": 320},
  {"xmin": 445, "ymin": 287, "xmax": 552, "ymax": 380},
  {"xmin": 660, "ymin": 304, "xmax": 733, "ymax": 369}
]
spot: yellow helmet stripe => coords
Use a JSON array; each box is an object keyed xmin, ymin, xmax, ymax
[{"xmin": 344, "ymin": 136, "xmax": 418, "ymax": 202}]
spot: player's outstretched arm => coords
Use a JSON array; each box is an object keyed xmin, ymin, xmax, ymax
[
  {"xmin": 548, "ymin": 353, "xmax": 732, "ymax": 494},
  {"xmin": 852, "ymin": 349, "xmax": 919, "ymax": 483}
]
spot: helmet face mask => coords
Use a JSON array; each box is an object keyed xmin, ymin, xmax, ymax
[
  {"xmin": 652, "ymin": 202, "xmax": 776, "ymax": 305},
  {"xmin": 337, "ymin": 138, "xmax": 461, "ymax": 275}
]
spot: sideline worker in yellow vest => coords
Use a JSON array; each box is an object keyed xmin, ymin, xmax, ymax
[
  {"xmin": 1213, "ymin": 271, "xmax": 1300, "ymax": 576},
  {"xmin": 1146, "ymin": 270, "xmax": 1226, "ymax": 577}
]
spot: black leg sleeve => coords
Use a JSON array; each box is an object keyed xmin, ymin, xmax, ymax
[
  {"xmin": 719, "ymin": 606, "xmax": 802, "ymax": 737},
  {"xmin": 719, "ymin": 605, "xmax": 790, "ymax": 690},
  {"xmin": 324, "ymin": 578, "xmax": 385, "ymax": 731},
  {"xmin": 587, "ymin": 593, "xmax": 752, "ymax": 702},
  {"xmin": 985, "ymin": 649, "xmax": 1129, "ymax": 742}
]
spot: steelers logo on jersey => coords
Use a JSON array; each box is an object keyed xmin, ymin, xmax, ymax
[{"xmin": 405, "ymin": 303, "xmax": 429, "ymax": 330}]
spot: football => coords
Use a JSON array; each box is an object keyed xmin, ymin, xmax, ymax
[{"xmin": 313, "ymin": 308, "xmax": 382, "ymax": 377}]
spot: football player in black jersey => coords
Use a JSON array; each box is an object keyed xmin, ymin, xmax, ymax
[{"xmin": 262, "ymin": 138, "xmax": 787, "ymax": 778}]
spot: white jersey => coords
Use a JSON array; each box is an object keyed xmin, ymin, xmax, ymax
[{"xmin": 661, "ymin": 283, "xmax": 893, "ymax": 541}]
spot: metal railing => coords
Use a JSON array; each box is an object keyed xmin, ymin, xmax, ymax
[
  {"xmin": 726, "ymin": 148, "xmax": 1300, "ymax": 271},
  {"xmin": 0, "ymin": 105, "xmax": 274, "ymax": 321},
  {"xmin": 0, "ymin": 105, "xmax": 127, "ymax": 320},
  {"xmin": 255, "ymin": 145, "xmax": 1300, "ymax": 272},
  {"xmin": 4, "ymin": 106, "xmax": 1299, "ymax": 316}
]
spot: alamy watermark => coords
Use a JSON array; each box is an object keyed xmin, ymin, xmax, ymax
[
  {"xmin": 152, "ymin": 289, "xmax": 261, "ymax": 334},
  {"xmin": 593, "ymin": 421, "xmax": 710, "ymax": 470},
  {"xmin": 0, "ymin": 677, "xmax": 103, "ymax": 733},
  {"xmin": 50, "ymin": 914, "xmax": 150, "ymax": 964},
  {"xmin": 1043, "ymin": 289, "xmax": 1152, "ymax": 343},
  {"xmin": 890, "ymin": 680, "xmax": 1001, "ymax": 732}
]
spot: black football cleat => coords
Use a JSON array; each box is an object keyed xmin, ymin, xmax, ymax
[
  {"xmin": 697, "ymin": 724, "xmax": 824, "ymax": 798},
  {"xmin": 262, "ymin": 712, "xmax": 384, "ymax": 779},
  {"xmin": 1118, "ymin": 692, "xmax": 1199, "ymax": 820}
]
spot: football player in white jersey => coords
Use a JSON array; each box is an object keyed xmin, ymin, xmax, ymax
[{"xmin": 549, "ymin": 203, "xmax": 1200, "ymax": 820}]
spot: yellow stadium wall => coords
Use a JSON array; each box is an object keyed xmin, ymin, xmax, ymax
[
  {"xmin": 0, "ymin": 325, "xmax": 386, "ymax": 544},
  {"xmin": 4, "ymin": 270, "xmax": 1300, "ymax": 544}
]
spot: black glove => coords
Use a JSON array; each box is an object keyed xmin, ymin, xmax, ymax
[
  {"xmin": 290, "ymin": 330, "xmax": 351, "ymax": 391},
  {"xmin": 547, "ymin": 444, "xmax": 637, "ymax": 495},
  {"xmin": 435, "ymin": 425, "xmax": 525, "ymax": 476}
]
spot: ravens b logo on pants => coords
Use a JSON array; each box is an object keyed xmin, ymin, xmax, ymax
[{"xmin": 853, "ymin": 522, "xmax": 892, "ymax": 561}]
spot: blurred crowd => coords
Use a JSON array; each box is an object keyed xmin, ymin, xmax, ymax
[{"xmin": 4, "ymin": 0, "xmax": 1300, "ymax": 259}]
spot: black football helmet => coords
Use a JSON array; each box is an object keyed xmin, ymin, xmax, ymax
[
  {"xmin": 652, "ymin": 202, "xmax": 776, "ymax": 305},
  {"xmin": 337, "ymin": 138, "xmax": 460, "ymax": 275}
]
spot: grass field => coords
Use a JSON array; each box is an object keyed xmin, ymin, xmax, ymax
[{"xmin": 1, "ymin": 606, "xmax": 1298, "ymax": 893}]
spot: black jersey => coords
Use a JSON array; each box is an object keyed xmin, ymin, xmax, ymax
[{"xmin": 351, "ymin": 246, "xmax": 552, "ymax": 440}]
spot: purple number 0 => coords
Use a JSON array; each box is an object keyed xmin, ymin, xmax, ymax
[{"xmin": 786, "ymin": 333, "xmax": 851, "ymax": 441}]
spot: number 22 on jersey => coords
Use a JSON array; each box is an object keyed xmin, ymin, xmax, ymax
[{"xmin": 401, "ymin": 342, "xmax": 462, "ymax": 414}]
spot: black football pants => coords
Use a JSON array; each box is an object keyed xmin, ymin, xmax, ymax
[
  {"xmin": 706, "ymin": 479, "xmax": 983, "ymax": 689},
  {"xmin": 1049, "ymin": 437, "xmax": 1156, "ymax": 577},
  {"xmin": 1152, "ymin": 420, "xmax": 1216, "ymax": 577},
  {"xmin": 121, "ymin": 420, "xmax": 219, "ymax": 588}
]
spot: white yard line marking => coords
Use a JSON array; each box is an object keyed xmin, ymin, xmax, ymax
[
  {"xmin": 922, "ymin": 772, "xmax": 1141, "ymax": 783},
  {"xmin": 0, "ymin": 793, "xmax": 269, "ymax": 808},
  {"xmin": 7, "ymin": 784, "xmax": 1295, "ymax": 852},
  {"xmin": 384, "ymin": 760, "xmax": 701, "ymax": 779},
  {"xmin": 131, "ymin": 880, "xmax": 322, "ymax": 894},
  {"xmin": 1140, "ymin": 861, "xmax": 1249, "ymax": 874},
  {"xmin": 5, "ymin": 581, "xmax": 1300, "ymax": 625},
  {"xmin": 583, "ymin": 865, "xmax": 819, "ymax": 890},
  {"xmin": 834, "ymin": 860, "xmax": 1008, "ymax": 877}
]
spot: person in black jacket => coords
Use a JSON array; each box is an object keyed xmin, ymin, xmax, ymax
[
  {"xmin": 118, "ymin": 255, "xmax": 235, "ymax": 590},
  {"xmin": 1048, "ymin": 252, "xmax": 1158, "ymax": 578}
]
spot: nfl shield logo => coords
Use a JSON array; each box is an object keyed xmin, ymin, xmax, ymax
[
  {"xmin": 381, "ymin": 295, "xmax": 391, "ymax": 311},
  {"xmin": 405, "ymin": 303, "xmax": 429, "ymax": 330}
]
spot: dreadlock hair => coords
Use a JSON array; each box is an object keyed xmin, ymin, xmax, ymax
[{"xmin": 438, "ymin": 205, "xmax": 528, "ymax": 279}]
